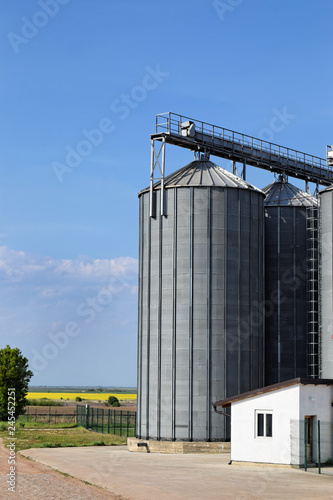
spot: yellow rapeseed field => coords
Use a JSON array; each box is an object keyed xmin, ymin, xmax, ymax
[{"xmin": 27, "ymin": 392, "xmax": 137, "ymax": 401}]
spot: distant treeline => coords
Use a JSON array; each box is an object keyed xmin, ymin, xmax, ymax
[{"xmin": 28, "ymin": 386, "xmax": 137, "ymax": 394}]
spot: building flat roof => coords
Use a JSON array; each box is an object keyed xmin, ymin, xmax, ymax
[{"xmin": 212, "ymin": 378, "xmax": 333, "ymax": 410}]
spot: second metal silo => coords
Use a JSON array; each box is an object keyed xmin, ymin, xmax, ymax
[
  {"xmin": 263, "ymin": 176, "xmax": 319, "ymax": 384},
  {"xmin": 136, "ymin": 159, "xmax": 265, "ymax": 442}
]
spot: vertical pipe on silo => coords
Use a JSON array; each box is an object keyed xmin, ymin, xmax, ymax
[
  {"xmin": 137, "ymin": 195, "xmax": 143, "ymax": 437},
  {"xmin": 150, "ymin": 140, "xmax": 154, "ymax": 218},
  {"xmin": 146, "ymin": 211, "xmax": 151, "ymax": 439},
  {"xmin": 171, "ymin": 189, "xmax": 177, "ymax": 441},
  {"xmin": 249, "ymin": 192, "xmax": 253, "ymax": 388},
  {"xmin": 188, "ymin": 187, "xmax": 194, "ymax": 441},
  {"xmin": 223, "ymin": 189, "xmax": 228, "ymax": 436},
  {"xmin": 261, "ymin": 193, "xmax": 265, "ymax": 388},
  {"xmin": 206, "ymin": 188, "xmax": 211, "ymax": 441},
  {"xmin": 157, "ymin": 210, "xmax": 163, "ymax": 440},
  {"xmin": 293, "ymin": 208, "xmax": 297, "ymax": 376},
  {"xmin": 160, "ymin": 138, "xmax": 165, "ymax": 216}
]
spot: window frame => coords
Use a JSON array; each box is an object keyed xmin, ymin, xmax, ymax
[{"xmin": 255, "ymin": 410, "xmax": 273, "ymax": 438}]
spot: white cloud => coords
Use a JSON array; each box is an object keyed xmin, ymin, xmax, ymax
[
  {"xmin": 0, "ymin": 246, "xmax": 138, "ymax": 285},
  {"xmin": 0, "ymin": 246, "xmax": 139, "ymax": 385}
]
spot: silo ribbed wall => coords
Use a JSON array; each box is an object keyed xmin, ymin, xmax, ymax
[
  {"xmin": 137, "ymin": 177, "xmax": 264, "ymax": 441},
  {"xmin": 264, "ymin": 206, "xmax": 308, "ymax": 383},
  {"xmin": 319, "ymin": 187, "xmax": 333, "ymax": 378},
  {"xmin": 263, "ymin": 180, "xmax": 318, "ymax": 385}
]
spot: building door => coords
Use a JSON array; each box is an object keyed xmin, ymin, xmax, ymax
[{"xmin": 305, "ymin": 416, "xmax": 314, "ymax": 462}]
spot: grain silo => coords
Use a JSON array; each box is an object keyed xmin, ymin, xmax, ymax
[
  {"xmin": 136, "ymin": 159, "xmax": 265, "ymax": 442},
  {"xmin": 319, "ymin": 184, "xmax": 333, "ymax": 378},
  {"xmin": 263, "ymin": 176, "xmax": 319, "ymax": 384}
]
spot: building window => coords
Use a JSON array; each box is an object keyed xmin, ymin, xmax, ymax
[{"xmin": 256, "ymin": 411, "xmax": 273, "ymax": 437}]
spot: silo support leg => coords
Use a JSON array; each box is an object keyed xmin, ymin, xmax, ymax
[{"xmin": 150, "ymin": 138, "xmax": 166, "ymax": 217}]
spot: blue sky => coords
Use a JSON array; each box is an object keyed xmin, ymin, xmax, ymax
[{"xmin": 0, "ymin": 0, "xmax": 332, "ymax": 386}]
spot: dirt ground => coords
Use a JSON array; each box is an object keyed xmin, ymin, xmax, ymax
[{"xmin": 0, "ymin": 439, "xmax": 125, "ymax": 499}]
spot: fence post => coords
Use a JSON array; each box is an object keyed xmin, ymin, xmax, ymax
[
  {"xmin": 113, "ymin": 410, "xmax": 116, "ymax": 435},
  {"xmin": 120, "ymin": 411, "xmax": 123, "ymax": 437},
  {"xmin": 304, "ymin": 419, "xmax": 307, "ymax": 472},
  {"xmin": 102, "ymin": 408, "xmax": 104, "ymax": 434},
  {"xmin": 108, "ymin": 409, "xmax": 110, "ymax": 434},
  {"xmin": 85, "ymin": 404, "xmax": 90, "ymax": 429},
  {"xmin": 127, "ymin": 411, "xmax": 129, "ymax": 437},
  {"xmin": 318, "ymin": 420, "xmax": 321, "ymax": 474}
]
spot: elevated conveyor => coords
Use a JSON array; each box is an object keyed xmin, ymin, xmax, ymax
[{"xmin": 150, "ymin": 112, "xmax": 332, "ymax": 216}]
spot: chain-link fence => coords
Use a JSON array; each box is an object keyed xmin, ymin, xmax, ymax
[
  {"xmin": 77, "ymin": 404, "xmax": 136, "ymax": 437},
  {"xmin": 291, "ymin": 419, "xmax": 333, "ymax": 472}
]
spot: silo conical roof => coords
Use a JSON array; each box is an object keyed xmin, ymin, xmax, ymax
[
  {"xmin": 139, "ymin": 160, "xmax": 264, "ymax": 195},
  {"xmin": 319, "ymin": 183, "xmax": 333, "ymax": 194},
  {"xmin": 262, "ymin": 179, "xmax": 318, "ymax": 207}
]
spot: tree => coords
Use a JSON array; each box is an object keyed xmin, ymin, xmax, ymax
[{"xmin": 0, "ymin": 345, "xmax": 33, "ymax": 421}]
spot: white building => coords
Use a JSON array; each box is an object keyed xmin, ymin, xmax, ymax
[{"xmin": 212, "ymin": 378, "xmax": 333, "ymax": 466}]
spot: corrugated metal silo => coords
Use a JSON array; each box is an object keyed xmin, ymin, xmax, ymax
[
  {"xmin": 137, "ymin": 159, "xmax": 265, "ymax": 442},
  {"xmin": 319, "ymin": 184, "xmax": 333, "ymax": 378},
  {"xmin": 263, "ymin": 177, "xmax": 319, "ymax": 384}
]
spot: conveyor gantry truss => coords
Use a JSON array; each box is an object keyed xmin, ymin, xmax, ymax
[{"xmin": 150, "ymin": 112, "xmax": 333, "ymax": 216}]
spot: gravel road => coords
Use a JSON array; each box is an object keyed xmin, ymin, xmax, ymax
[{"xmin": 0, "ymin": 439, "xmax": 125, "ymax": 499}]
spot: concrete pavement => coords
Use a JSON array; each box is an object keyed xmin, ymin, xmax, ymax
[{"xmin": 20, "ymin": 446, "xmax": 333, "ymax": 499}]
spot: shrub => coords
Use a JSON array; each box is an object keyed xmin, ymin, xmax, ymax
[
  {"xmin": 75, "ymin": 396, "xmax": 82, "ymax": 402},
  {"xmin": 106, "ymin": 396, "xmax": 120, "ymax": 407},
  {"xmin": 0, "ymin": 423, "xmax": 7, "ymax": 431}
]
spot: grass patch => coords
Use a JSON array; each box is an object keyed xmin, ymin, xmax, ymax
[
  {"xmin": 0, "ymin": 420, "xmax": 77, "ymax": 430},
  {"xmin": 12, "ymin": 426, "xmax": 126, "ymax": 451}
]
